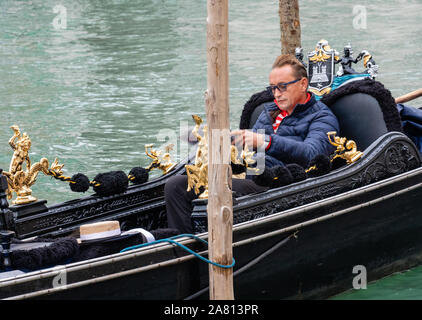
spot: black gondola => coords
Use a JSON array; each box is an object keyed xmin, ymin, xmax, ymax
[{"xmin": 1, "ymin": 71, "xmax": 422, "ymax": 300}]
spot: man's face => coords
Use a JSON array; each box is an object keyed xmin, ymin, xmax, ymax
[{"xmin": 269, "ymin": 65, "xmax": 308, "ymax": 114}]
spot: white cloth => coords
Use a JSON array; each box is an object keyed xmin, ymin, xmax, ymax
[{"xmin": 122, "ymin": 228, "xmax": 155, "ymax": 243}]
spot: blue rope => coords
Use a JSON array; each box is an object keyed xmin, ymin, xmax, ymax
[{"xmin": 120, "ymin": 233, "xmax": 235, "ymax": 269}]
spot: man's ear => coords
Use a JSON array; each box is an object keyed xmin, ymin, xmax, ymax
[{"xmin": 302, "ymin": 78, "xmax": 309, "ymax": 91}]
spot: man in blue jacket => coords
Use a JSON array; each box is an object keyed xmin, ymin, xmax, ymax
[
  {"xmin": 165, "ymin": 54, "xmax": 339, "ymax": 233},
  {"xmin": 232, "ymin": 54, "xmax": 339, "ymax": 168}
]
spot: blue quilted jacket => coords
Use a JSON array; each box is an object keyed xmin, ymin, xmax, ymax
[{"xmin": 252, "ymin": 94, "xmax": 340, "ymax": 168}]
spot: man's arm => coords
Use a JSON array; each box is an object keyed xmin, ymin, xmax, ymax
[{"xmin": 265, "ymin": 109, "xmax": 340, "ymax": 168}]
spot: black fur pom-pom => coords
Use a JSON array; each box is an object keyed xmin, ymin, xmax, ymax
[
  {"xmin": 231, "ymin": 162, "xmax": 246, "ymax": 175},
  {"xmin": 93, "ymin": 170, "xmax": 129, "ymax": 196},
  {"xmin": 285, "ymin": 163, "xmax": 307, "ymax": 182},
  {"xmin": 114, "ymin": 170, "xmax": 129, "ymax": 191},
  {"xmin": 270, "ymin": 165, "xmax": 293, "ymax": 188},
  {"xmin": 252, "ymin": 167, "xmax": 275, "ymax": 187},
  {"xmin": 331, "ymin": 157, "xmax": 348, "ymax": 170},
  {"xmin": 307, "ymin": 154, "xmax": 331, "ymax": 178},
  {"xmin": 70, "ymin": 173, "xmax": 90, "ymax": 192},
  {"xmin": 128, "ymin": 167, "xmax": 149, "ymax": 184},
  {"xmin": 252, "ymin": 165, "xmax": 293, "ymax": 189}
]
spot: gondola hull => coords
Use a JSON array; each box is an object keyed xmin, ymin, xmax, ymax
[{"xmin": 1, "ymin": 132, "xmax": 422, "ymax": 300}]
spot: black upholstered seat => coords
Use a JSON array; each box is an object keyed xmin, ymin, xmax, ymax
[
  {"xmin": 247, "ymin": 93, "xmax": 392, "ymax": 152},
  {"xmin": 329, "ymin": 93, "xmax": 388, "ymax": 150},
  {"xmin": 242, "ymin": 79, "xmax": 403, "ymax": 152},
  {"xmin": 248, "ymin": 103, "xmax": 267, "ymax": 129},
  {"xmin": 321, "ymin": 78, "xmax": 403, "ymax": 151}
]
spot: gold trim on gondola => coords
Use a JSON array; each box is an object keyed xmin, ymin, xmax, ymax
[
  {"xmin": 185, "ymin": 115, "xmax": 257, "ymax": 199},
  {"xmin": 308, "ymin": 87, "xmax": 332, "ymax": 96},
  {"xmin": 2, "ymin": 125, "xmax": 64, "ymax": 205},
  {"xmin": 145, "ymin": 143, "xmax": 176, "ymax": 175},
  {"xmin": 327, "ymin": 131, "xmax": 363, "ymax": 164},
  {"xmin": 185, "ymin": 115, "xmax": 209, "ymax": 199},
  {"xmin": 305, "ymin": 132, "xmax": 363, "ymax": 175}
]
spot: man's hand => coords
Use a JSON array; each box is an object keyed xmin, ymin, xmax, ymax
[{"xmin": 231, "ymin": 130, "xmax": 265, "ymax": 149}]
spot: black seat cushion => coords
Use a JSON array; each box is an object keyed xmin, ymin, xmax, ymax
[
  {"xmin": 5, "ymin": 237, "xmax": 79, "ymax": 271},
  {"xmin": 321, "ymin": 78, "xmax": 403, "ymax": 150},
  {"xmin": 327, "ymin": 93, "xmax": 388, "ymax": 150},
  {"xmin": 248, "ymin": 103, "xmax": 267, "ymax": 129},
  {"xmin": 239, "ymin": 89, "xmax": 273, "ymax": 129}
]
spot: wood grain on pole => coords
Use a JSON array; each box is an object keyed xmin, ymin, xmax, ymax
[
  {"xmin": 395, "ymin": 88, "xmax": 422, "ymax": 104},
  {"xmin": 279, "ymin": 0, "xmax": 301, "ymax": 55},
  {"xmin": 205, "ymin": 0, "xmax": 234, "ymax": 300}
]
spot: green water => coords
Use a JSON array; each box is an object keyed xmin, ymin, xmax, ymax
[
  {"xmin": 331, "ymin": 265, "xmax": 422, "ymax": 300},
  {"xmin": 0, "ymin": 0, "xmax": 421, "ymax": 299}
]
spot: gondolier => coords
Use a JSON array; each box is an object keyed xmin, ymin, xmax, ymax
[{"xmin": 165, "ymin": 54, "xmax": 340, "ymax": 234}]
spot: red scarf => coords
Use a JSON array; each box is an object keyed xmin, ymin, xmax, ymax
[{"xmin": 272, "ymin": 93, "xmax": 311, "ymax": 133}]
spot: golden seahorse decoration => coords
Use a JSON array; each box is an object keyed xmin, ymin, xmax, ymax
[
  {"xmin": 305, "ymin": 132, "xmax": 363, "ymax": 174},
  {"xmin": 144, "ymin": 143, "xmax": 176, "ymax": 175},
  {"xmin": 327, "ymin": 131, "xmax": 363, "ymax": 164},
  {"xmin": 185, "ymin": 115, "xmax": 209, "ymax": 199},
  {"xmin": 2, "ymin": 125, "xmax": 64, "ymax": 205},
  {"xmin": 185, "ymin": 115, "xmax": 258, "ymax": 198}
]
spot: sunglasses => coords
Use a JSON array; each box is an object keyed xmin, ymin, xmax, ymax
[{"xmin": 266, "ymin": 78, "xmax": 302, "ymax": 93}]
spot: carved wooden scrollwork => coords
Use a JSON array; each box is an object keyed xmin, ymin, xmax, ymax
[{"xmin": 225, "ymin": 135, "xmax": 421, "ymax": 229}]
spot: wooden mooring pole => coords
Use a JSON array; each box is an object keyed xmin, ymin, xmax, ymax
[
  {"xmin": 205, "ymin": 0, "xmax": 234, "ymax": 300},
  {"xmin": 395, "ymin": 88, "xmax": 422, "ymax": 104},
  {"xmin": 279, "ymin": 0, "xmax": 301, "ymax": 55}
]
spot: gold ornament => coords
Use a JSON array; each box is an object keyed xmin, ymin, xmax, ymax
[
  {"xmin": 327, "ymin": 131, "xmax": 363, "ymax": 164},
  {"xmin": 145, "ymin": 143, "xmax": 176, "ymax": 175},
  {"xmin": 2, "ymin": 125, "xmax": 64, "ymax": 205}
]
